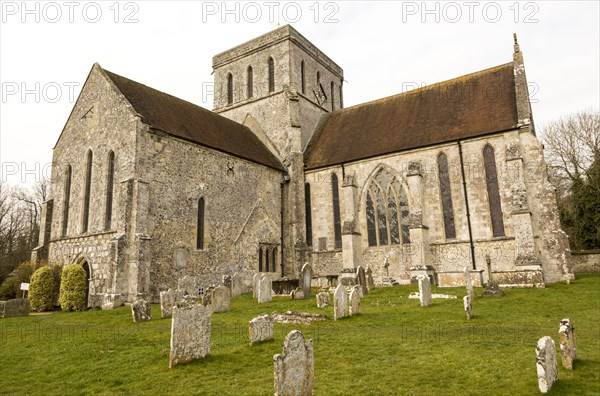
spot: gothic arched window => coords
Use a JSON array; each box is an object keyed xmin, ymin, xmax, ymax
[
  {"xmin": 268, "ymin": 57, "xmax": 275, "ymax": 93},
  {"xmin": 272, "ymin": 247, "xmax": 278, "ymax": 272},
  {"xmin": 483, "ymin": 144, "xmax": 505, "ymax": 237},
  {"xmin": 105, "ymin": 151, "xmax": 115, "ymax": 231},
  {"xmin": 197, "ymin": 197, "xmax": 205, "ymax": 249},
  {"xmin": 316, "ymin": 71, "xmax": 320, "ymax": 85},
  {"xmin": 305, "ymin": 183, "xmax": 313, "ymax": 247},
  {"xmin": 258, "ymin": 246, "xmax": 263, "ymax": 272},
  {"xmin": 332, "ymin": 174, "xmax": 342, "ymax": 249},
  {"xmin": 438, "ymin": 152, "xmax": 456, "ymax": 239},
  {"xmin": 62, "ymin": 165, "xmax": 72, "ymax": 237},
  {"xmin": 330, "ymin": 81, "xmax": 335, "ymax": 110},
  {"xmin": 365, "ymin": 169, "xmax": 410, "ymax": 246},
  {"xmin": 82, "ymin": 150, "xmax": 93, "ymax": 233},
  {"xmin": 301, "ymin": 60, "xmax": 306, "ymax": 94},
  {"xmin": 227, "ymin": 73, "xmax": 233, "ymax": 105},
  {"xmin": 247, "ymin": 66, "xmax": 253, "ymax": 99}
]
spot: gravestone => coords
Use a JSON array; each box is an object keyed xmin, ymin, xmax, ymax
[
  {"xmin": 301, "ymin": 263, "xmax": 312, "ymax": 298},
  {"xmin": 131, "ymin": 299, "xmax": 151, "ymax": 322},
  {"xmin": 291, "ymin": 288, "xmax": 305, "ymax": 300},
  {"xmin": 159, "ymin": 289, "xmax": 181, "ymax": 318},
  {"xmin": 222, "ymin": 275, "xmax": 232, "ymax": 289},
  {"xmin": 273, "ymin": 330, "xmax": 314, "ymax": 396},
  {"xmin": 178, "ymin": 275, "xmax": 200, "ymax": 297},
  {"xmin": 536, "ymin": 336, "xmax": 558, "ymax": 393},
  {"xmin": 211, "ymin": 286, "xmax": 231, "ymax": 313},
  {"xmin": 558, "ymin": 318, "xmax": 576, "ymax": 369},
  {"xmin": 333, "ymin": 284, "xmax": 348, "ymax": 320},
  {"xmin": 463, "ymin": 295, "xmax": 473, "ymax": 320},
  {"xmin": 349, "ymin": 285, "xmax": 361, "ymax": 316},
  {"xmin": 169, "ymin": 301, "xmax": 211, "ymax": 368},
  {"xmin": 356, "ymin": 266, "xmax": 368, "ymax": 296},
  {"xmin": 0, "ymin": 298, "xmax": 29, "ymax": 318},
  {"xmin": 464, "ymin": 266, "xmax": 474, "ymax": 300},
  {"xmin": 418, "ymin": 275, "xmax": 432, "ymax": 307},
  {"xmin": 249, "ymin": 314, "xmax": 274, "ymax": 345},
  {"xmin": 231, "ymin": 272, "xmax": 243, "ymax": 297},
  {"xmin": 253, "ymin": 273, "xmax": 262, "ymax": 298},
  {"xmin": 365, "ymin": 266, "xmax": 375, "ymax": 291},
  {"xmin": 316, "ymin": 292, "xmax": 330, "ymax": 308},
  {"xmin": 258, "ymin": 276, "xmax": 272, "ymax": 304}
]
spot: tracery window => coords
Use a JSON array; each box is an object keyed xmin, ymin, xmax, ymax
[
  {"xmin": 332, "ymin": 174, "xmax": 342, "ymax": 249},
  {"xmin": 365, "ymin": 169, "xmax": 410, "ymax": 246},
  {"xmin": 437, "ymin": 153, "xmax": 456, "ymax": 239},
  {"xmin": 483, "ymin": 144, "xmax": 505, "ymax": 237}
]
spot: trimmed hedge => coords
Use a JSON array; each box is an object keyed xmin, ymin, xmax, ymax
[
  {"xmin": 59, "ymin": 265, "xmax": 87, "ymax": 311},
  {"xmin": 29, "ymin": 266, "xmax": 55, "ymax": 311}
]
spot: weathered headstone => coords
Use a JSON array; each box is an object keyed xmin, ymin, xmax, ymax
[
  {"xmin": 169, "ymin": 301, "xmax": 211, "ymax": 368},
  {"xmin": 211, "ymin": 286, "xmax": 231, "ymax": 313},
  {"xmin": 249, "ymin": 314, "xmax": 274, "ymax": 345},
  {"xmin": 316, "ymin": 291, "xmax": 330, "ymax": 308},
  {"xmin": 159, "ymin": 289, "xmax": 181, "ymax": 318},
  {"xmin": 536, "ymin": 336, "xmax": 558, "ymax": 393},
  {"xmin": 231, "ymin": 272, "xmax": 243, "ymax": 297},
  {"xmin": 333, "ymin": 284, "xmax": 348, "ymax": 320},
  {"xmin": 258, "ymin": 276, "xmax": 272, "ymax": 304},
  {"xmin": 273, "ymin": 330, "xmax": 314, "ymax": 396},
  {"xmin": 349, "ymin": 285, "xmax": 361, "ymax": 316},
  {"xmin": 0, "ymin": 298, "xmax": 29, "ymax": 318},
  {"xmin": 558, "ymin": 318, "xmax": 576, "ymax": 369},
  {"xmin": 464, "ymin": 266, "xmax": 474, "ymax": 300},
  {"xmin": 365, "ymin": 266, "xmax": 375, "ymax": 291},
  {"xmin": 178, "ymin": 275, "xmax": 200, "ymax": 297},
  {"xmin": 222, "ymin": 274, "xmax": 232, "ymax": 289},
  {"xmin": 356, "ymin": 265, "xmax": 368, "ymax": 296},
  {"xmin": 418, "ymin": 275, "xmax": 432, "ymax": 307},
  {"xmin": 301, "ymin": 263, "xmax": 312, "ymax": 298},
  {"xmin": 463, "ymin": 295, "xmax": 473, "ymax": 320},
  {"xmin": 291, "ymin": 288, "xmax": 305, "ymax": 300},
  {"xmin": 253, "ymin": 273, "xmax": 262, "ymax": 298},
  {"xmin": 131, "ymin": 299, "xmax": 151, "ymax": 322}
]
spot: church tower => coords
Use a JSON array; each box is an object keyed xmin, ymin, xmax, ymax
[{"xmin": 212, "ymin": 25, "xmax": 344, "ymax": 276}]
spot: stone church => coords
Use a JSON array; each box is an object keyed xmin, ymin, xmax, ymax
[{"xmin": 32, "ymin": 25, "xmax": 573, "ymax": 308}]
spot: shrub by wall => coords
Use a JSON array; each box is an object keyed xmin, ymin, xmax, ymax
[
  {"xmin": 29, "ymin": 266, "xmax": 55, "ymax": 312},
  {"xmin": 59, "ymin": 265, "xmax": 87, "ymax": 311},
  {"xmin": 0, "ymin": 277, "xmax": 17, "ymax": 300}
]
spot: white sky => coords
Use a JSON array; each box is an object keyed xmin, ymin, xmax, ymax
[{"xmin": 1, "ymin": 0, "xmax": 599, "ymax": 187}]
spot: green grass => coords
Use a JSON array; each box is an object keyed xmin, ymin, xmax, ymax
[{"xmin": 1, "ymin": 274, "xmax": 599, "ymax": 395}]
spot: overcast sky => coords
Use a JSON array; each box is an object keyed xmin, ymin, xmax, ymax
[{"xmin": 1, "ymin": 0, "xmax": 599, "ymax": 187}]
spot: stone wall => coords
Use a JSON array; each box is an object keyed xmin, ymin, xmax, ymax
[{"xmin": 570, "ymin": 251, "xmax": 600, "ymax": 273}]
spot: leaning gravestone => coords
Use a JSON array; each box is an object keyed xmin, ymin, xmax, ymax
[
  {"xmin": 349, "ymin": 285, "xmax": 361, "ymax": 316},
  {"xmin": 159, "ymin": 289, "xmax": 181, "ymax": 318},
  {"xmin": 0, "ymin": 298, "xmax": 30, "ymax": 318},
  {"xmin": 316, "ymin": 291, "xmax": 330, "ymax": 308},
  {"xmin": 258, "ymin": 276, "xmax": 272, "ymax": 304},
  {"xmin": 536, "ymin": 336, "xmax": 558, "ymax": 393},
  {"xmin": 365, "ymin": 266, "xmax": 375, "ymax": 291},
  {"xmin": 333, "ymin": 284, "xmax": 348, "ymax": 320},
  {"xmin": 464, "ymin": 266, "xmax": 474, "ymax": 300},
  {"xmin": 211, "ymin": 286, "xmax": 231, "ymax": 313},
  {"xmin": 169, "ymin": 301, "xmax": 211, "ymax": 368},
  {"xmin": 231, "ymin": 272, "xmax": 243, "ymax": 297},
  {"xmin": 301, "ymin": 263, "xmax": 312, "ymax": 298},
  {"xmin": 356, "ymin": 266, "xmax": 368, "ymax": 296},
  {"xmin": 418, "ymin": 275, "xmax": 432, "ymax": 307},
  {"xmin": 463, "ymin": 295, "xmax": 473, "ymax": 320},
  {"xmin": 131, "ymin": 299, "xmax": 151, "ymax": 322},
  {"xmin": 558, "ymin": 318, "xmax": 577, "ymax": 369},
  {"xmin": 273, "ymin": 330, "xmax": 314, "ymax": 396},
  {"xmin": 249, "ymin": 314, "xmax": 274, "ymax": 345}
]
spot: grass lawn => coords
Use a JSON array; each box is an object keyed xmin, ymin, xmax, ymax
[{"xmin": 1, "ymin": 274, "xmax": 599, "ymax": 395}]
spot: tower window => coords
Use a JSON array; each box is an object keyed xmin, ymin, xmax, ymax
[
  {"xmin": 197, "ymin": 197, "xmax": 205, "ymax": 249},
  {"xmin": 483, "ymin": 144, "xmax": 505, "ymax": 237},
  {"xmin": 301, "ymin": 60, "xmax": 306, "ymax": 94},
  {"xmin": 227, "ymin": 73, "xmax": 233, "ymax": 105},
  {"xmin": 438, "ymin": 152, "xmax": 456, "ymax": 239},
  {"xmin": 268, "ymin": 57, "xmax": 275, "ymax": 93},
  {"xmin": 105, "ymin": 151, "xmax": 115, "ymax": 231},
  {"xmin": 62, "ymin": 165, "xmax": 72, "ymax": 237},
  {"xmin": 332, "ymin": 173, "xmax": 342, "ymax": 249},
  {"xmin": 330, "ymin": 81, "xmax": 335, "ymax": 110},
  {"xmin": 82, "ymin": 150, "xmax": 93, "ymax": 233},
  {"xmin": 247, "ymin": 66, "xmax": 253, "ymax": 99},
  {"xmin": 316, "ymin": 71, "xmax": 320, "ymax": 85}
]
